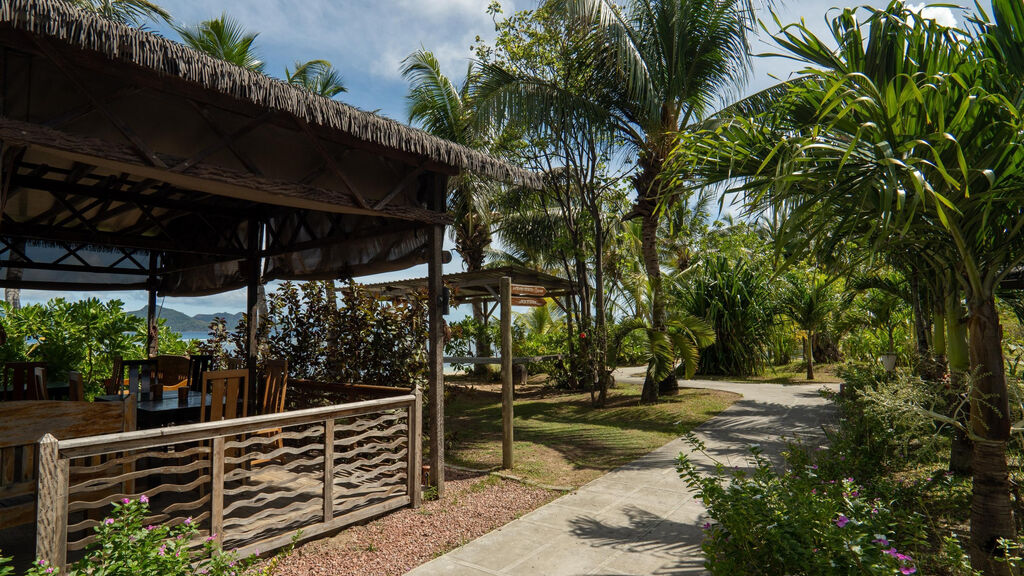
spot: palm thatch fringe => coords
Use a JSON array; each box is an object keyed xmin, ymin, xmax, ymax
[{"xmin": 0, "ymin": 0, "xmax": 542, "ymax": 189}]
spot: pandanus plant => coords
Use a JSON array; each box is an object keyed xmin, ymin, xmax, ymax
[{"xmin": 667, "ymin": 2, "xmax": 1024, "ymax": 572}]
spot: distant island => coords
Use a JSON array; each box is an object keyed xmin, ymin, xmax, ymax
[{"xmin": 128, "ymin": 308, "xmax": 244, "ymax": 334}]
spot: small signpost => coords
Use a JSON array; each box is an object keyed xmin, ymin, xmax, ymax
[
  {"xmin": 510, "ymin": 283, "xmax": 547, "ymax": 297},
  {"xmin": 510, "ymin": 296, "xmax": 546, "ymax": 307}
]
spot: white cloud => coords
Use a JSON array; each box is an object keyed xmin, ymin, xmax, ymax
[{"xmin": 908, "ymin": 3, "xmax": 959, "ymax": 28}]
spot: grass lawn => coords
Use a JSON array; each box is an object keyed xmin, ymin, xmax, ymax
[
  {"xmin": 442, "ymin": 376, "xmax": 739, "ymax": 488},
  {"xmin": 693, "ymin": 361, "xmax": 843, "ymax": 385}
]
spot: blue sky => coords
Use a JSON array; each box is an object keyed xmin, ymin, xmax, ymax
[{"xmin": 19, "ymin": 0, "xmax": 969, "ymax": 316}]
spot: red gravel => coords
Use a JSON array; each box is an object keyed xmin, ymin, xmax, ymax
[{"xmin": 269, "ymin": 470, "xmax": 557, "ymax": 576}]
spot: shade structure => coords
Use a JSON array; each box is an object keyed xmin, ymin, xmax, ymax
[
  {"xmin": 0, "ymin": 0, "xmax": 539, "ymax": 295},
  {"xmin": 356, "ymin": 265, "xmax": 577, "ymax": 303}
]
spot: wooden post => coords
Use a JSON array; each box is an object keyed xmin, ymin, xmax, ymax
[
  {"xmin": 407, "ymin": 389, "xmax": 422, "ymax": 508},
  {"xmin": 246, "ymin": 219, "xmax": 261, "ymax": 409},
  {"xmin": 36, "ymin": 434, "xmax": 68, "ymax": 572},
  {"xmin": 427, "ymin": 174, "xmax": 446, "ymax": 496},
  {"xmin": 210, "ymin": 435, "xmax": 225, "ymax": 541},
  {"xmin": 322, "ymin": 418, "xmax": 335, "ymax": 522},
  {"xmin": 501, "ymin": 276, "xmax": 513, "ymax": 470},
  {"xmin": 145, "ymin": 253, "xmax": 158, "ymax": 357}
]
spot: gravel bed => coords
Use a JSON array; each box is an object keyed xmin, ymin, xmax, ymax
[{"xmin": 268, "ymin": 469, "xmax": 557, "ymax": 576}]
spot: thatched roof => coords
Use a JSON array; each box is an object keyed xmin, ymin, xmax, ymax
[{"xmin": 0, "ymin": 0, "xmax": 541, "ymax": 189}]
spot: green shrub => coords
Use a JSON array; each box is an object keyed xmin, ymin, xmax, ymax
[
  {"xmin": 0, "ymin": 497, "xmax": 287, "ymax": 576},
  {"xmin": 679, "ymin": 435, "xmax": 925, "ymax": 575},
  {"xmin": 677, "ymin": 255, "xmax": 775, "ymax": 376}
]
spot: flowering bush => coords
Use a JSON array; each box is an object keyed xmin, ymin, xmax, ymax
[
  {"xmin": 1, "ymin": 497, "xmax": 286, "ymax": 576},
  {"xmin": 678, "ymin": 434, "xmax": 925, "ymax": 575}
]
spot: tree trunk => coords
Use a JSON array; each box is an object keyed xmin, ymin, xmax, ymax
[
  {"xmin": 4, "ymin": 287, "xmax": 19, "ymax": 309},
  {"xmin": 471, "ymin": 301, "xmax": 492, "ymax": 377},
  {"xmin": 592, "ymin": 208, "xmax": 608, "ymax": 407},
  {"xmin": 640, "ymin": 207, "xmax": 664, "ymax": 403},
  {"xmin": 911, "ymin": 273, "xmax": 931, "ymax": 357},
  {"xmin": 947, "ymin": 288, "xmax": 971, "ymax": 475},
  {"xmin": 805, "ymin": 332, "xmax": 815, "ymax": 380},
  {"xmin": 966, "ymin": 295, "xmax": 1015, "ymax": 575}
]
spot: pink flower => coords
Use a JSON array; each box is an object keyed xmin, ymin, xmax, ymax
[
  {"xmin": 103, "ymin": 518, "xmax": 114, "ymax": 525},
  {"xmin": 900, "ymin": 567, "xmax": 916, "ymax": 575},
  {"xmin": 146, "ymin": 525, "xmax": 155, "ymax": 531},
  {"xmin": 121, "ymin": 498, "xmax": 131, "ymax": 504},
  {"xmin": 884, "ymin": 548, "xmax": 899, "ymax": 557},
  {"xmin": 206, "ymin": 535, "xmax": 217, "ymax": 542},
  {"xmin": 834, "ymin": 515, "xmax": 849, "ymax": 528},
  {"xmin": 139, "ymin": 494, "xmax": 149, "ymax": 503},
  {"xmin": 184, "ymin": 517, "xmax": 193, "ymax": 525}
]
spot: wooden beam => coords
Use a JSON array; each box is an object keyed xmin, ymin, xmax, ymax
[
  {"xmin": 34, "ymin": 434, "xmax": 68, "ymax": 572},
  {"xmin": 175, "ymin": 105, "xmax": 271, "ymax": 175},
  {"xmin": 246, "ymin": 219, "xmax": 263, "ymax": 407},
  {"xmin": 426, "ymin": 174, "xmax": 446, "ymax": 496},
  {"xmin": 0, "ymin": 221, "xmax": 246, "ymax": 258},
  {"xmin": 0, "ymin": 118, "xmax": 450, "ymax": 224},
  {"xmin": 293, "ymin": 118, "xmax": 371, "ymax": 210},
  {"xmin": 374, "ymin": 164, "xmax": 426, "ymax": 211},
  {"xmin": 32, "ymin": 38, "xmax": 167, "ymax": 169},
  {"xmin": 408, "ymin": 388, "xmax": 422, "ymax": 508},
  {"xmin": 146, "ymin": 253, "xmax": 158, "ymax": 357},
  {"xmin": 501, "ymin": 276, "xmax": 513, "ymax": 470}
]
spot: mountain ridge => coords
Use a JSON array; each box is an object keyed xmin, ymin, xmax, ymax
[{"xmin": 127, "ymin": 308, "xmax": 244, "ymax": 333}]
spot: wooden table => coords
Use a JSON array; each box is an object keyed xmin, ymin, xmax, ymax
[
  {"xmin": 0, "ymin": 401, "xmax": 127, "ymax": 527},
  {"xmin": 97, "ymin": 390, "xmax": 211, "ymax": 428}
]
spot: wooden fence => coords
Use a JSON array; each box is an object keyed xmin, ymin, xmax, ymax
[{"xmin": 35, "ymin": 391, "xmax": 422, "ymax": 570}]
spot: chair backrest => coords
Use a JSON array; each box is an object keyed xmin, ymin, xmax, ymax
[
  {"xmin": 200, "ymin": 369, "xmax": 249, "ymax": 422},
  {"xmin": 222, "ymin": 357, "xmax": 245, "ymax": 370},
  {"xmin": 2, "ymin": 362, "xmax": 48, "ymax": 401},
  {"xmin": 105, "ymin": 355, "xmax": 124, "ymax": 395},
  {"xmin": 32, "ymin": 367, "xmax": 48, "ymax": 400},
  {"xmin": 68, "ymin": 370, "xmax": 85, "ymax": 401},
  {"xmin": 122, "ymin": 359, "xmax": 158, "ymax": 398},
  {"xmin": 187, "ymin": 355, "xmax": 214, "ymax": 391},
  {"xmin": 156, "ymin": 355, "xmax": 190, "ymax": 389},
  {"xmin": 262, "ymin": 359, "xmax": 288, "ymax": 415}
]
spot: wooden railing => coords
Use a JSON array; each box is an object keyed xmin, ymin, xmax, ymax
[{"xmin": 36, "ymin": 391, "xmax": 422, "ymax": 570}]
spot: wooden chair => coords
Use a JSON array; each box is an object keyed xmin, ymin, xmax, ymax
[
  {"xmin": 261, "ymin": 359, "xmax": 288, "ymax": 416},
  {"xmin": 68, "ymin": 370, "xmax": 85, "ymax": 401},
  {"xmin": 200, "ymin": 369, "xmax": 249, "ymax": 422},
  {"xmin": 222, "ymin": 357, "xmax": 245, "ymax": 370},
  {"xmin": 156, "ymin": 355, "xmax": 190, "ymax": 390},
  {"xmin": 187, "ymin": 354, "xmax": 214, "ymax": 391},
  {"xmin": 122, "ymin": 359, "xmax": 158, "ymax": 399},
  {"xmin": 1, "ymin": 361, "xmax": 48, "ymax": 401},
  {"xmin": 104, "ymin": 355, "xmax": 124, "ymax": 395},
  {"xmin": 250, "ymin": 360, "xmax": 289, "ymax": 466}
]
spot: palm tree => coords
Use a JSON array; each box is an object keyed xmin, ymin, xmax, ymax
[
  {"xmin": 670, "ymin": 3, "xmax": 1024, "ymax": 572},
  {"xmin": 401, "ymin": 49, "xmax": 497, "ymax": 368},
  {"xmin": 71, "ymin": 0, "xmax": 170, "ymax": 26},
  {"xmin": 778, "ymin": 274, "xmax": 839, "ymax": 380},
  {"xmin": 610, "ymin": 311, "xmax": 715, "ymax": 383},
  {"xmin": 546, "ymin": 0, "xmax": 756, "ymax": 401},
  {"xmin": 286, "ymin": 60, "xmax": 347, "ymax": 98},
  {"xmin": 176, "ymin": 14, "xmax": 264, "ymax": 72}
]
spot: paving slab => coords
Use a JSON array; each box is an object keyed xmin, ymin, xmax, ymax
[{"xmin": 406, "ymin": 372, "xmax": 837, "ymax": 576}]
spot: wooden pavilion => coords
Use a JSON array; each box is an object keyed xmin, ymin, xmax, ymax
[
  {"xmin": 358, "ymin": 265, "xmax": 577, "ymax": 470},
  {"xmin": 0, "ymin": 0, "xmax": 538, "ymax": 537}
]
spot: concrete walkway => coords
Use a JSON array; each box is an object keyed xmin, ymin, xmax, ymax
[{"xmin": 406, "ymin": 372, "xmax": 837, "ymax": 576}]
